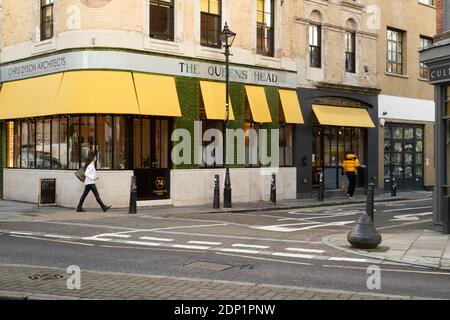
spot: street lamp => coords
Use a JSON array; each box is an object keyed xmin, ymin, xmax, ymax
[{"xmin": 220, "ymin": 22, "xmax": 236, "ymax": 209}]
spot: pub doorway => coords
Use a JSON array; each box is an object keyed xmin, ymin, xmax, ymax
[{"xmin": 132, "ymin": 118, "xmax": 171, "ymax": 201}]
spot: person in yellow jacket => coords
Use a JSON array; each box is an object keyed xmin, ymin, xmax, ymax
[{"xmin": 342, "ymin": 151, "xmax": 365, "ymax": 199}]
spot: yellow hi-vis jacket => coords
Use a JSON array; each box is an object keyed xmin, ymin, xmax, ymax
[{"xmin": 343, "ymin": 154, "xmax": 360, "ymax": 174}]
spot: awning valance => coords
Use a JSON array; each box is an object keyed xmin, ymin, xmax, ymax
[
  {"xmin": 279, "ymin": 89, "xmax": 304, "ymax": 124},
  {"xmin": 133, "ymin": 73, "xmax": 182, "ymax": 117},
  {"xmin": 312, "ymin": 105, "xmax": 375, "ymax": 128},
  {"xmin": 0, "ymin": 71, "xmax": 183, "ymax": 120},
  {"xmin": 200, "ymin": 81, "xmax": 235, "ymax": 121},
  {"xmin": 245, "ymin": 85, "xmax": 272, "ymax": 123}
]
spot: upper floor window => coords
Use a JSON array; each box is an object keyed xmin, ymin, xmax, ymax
[
  {"xmin": 309, "ymin": 24, "xmax": 321, "ymax": 68},
  {"xmin": 257, "ymin": 0, "xmax": 275, "ymax": 57},
  {"xmin": 150, "ymin": 0, "xmax": 175, "ymax": 41},
  {"xmin": 418, "ymin": 0, "xmax": 435, "ymax": 6},
  {"xmin": 40, "ymin": 0, "xmax": 54, "ymax": 41},
  {"xmin": 201, "ymin": 0, "xmax": 222, "ymax": 47},
  {"xmin": 387, "ymin": 28, "xmax": 404, "ymax": 75},
  {"xmin": 419, "ymin": 36, "xmax": 433, "ymax": 79},
  {"xmin": 344, "ymin": 32, "xmax": 356, "ymax": 73}
]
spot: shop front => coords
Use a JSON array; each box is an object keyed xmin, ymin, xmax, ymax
[
  {"xmin": 296, "ymin": 86, "xmax": 379, "ymax": 198},
  {"xmin": 0, "ymin": 49, "xmax": 301, "ymax": 208}
]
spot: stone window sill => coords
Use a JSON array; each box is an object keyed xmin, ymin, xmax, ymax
[{"xmin": 385, "ymin": 72, "xmax": 409, "ymax": 79}]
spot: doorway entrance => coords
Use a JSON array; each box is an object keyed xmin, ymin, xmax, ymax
[
  {"xmin": 132, "ymin": 118, "xmax": 171, "ymax": 200},
  {"xmin": 384, "ymin": 124, "xmax": 424, "ymax": 191}
]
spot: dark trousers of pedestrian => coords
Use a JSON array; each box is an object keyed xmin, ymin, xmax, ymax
[
  {"xmin": 78, "ymin": 184, "xmax": 106, "ymax": 209},
  {"xmin": 347, "ymin": 172, "xmax": 357, "ymax": 197}
]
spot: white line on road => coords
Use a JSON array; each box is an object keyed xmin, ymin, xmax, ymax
[
  {"xmin": 9, "ymin": 232, "xmax": 34, "ymax": 236},
  {"xmin": 172, "ymin": 244, "xmax": 211, "ymax": 250},
  {"xmin": 382, "ymin": 206, "xmax": 432, "ymax": 213},
  {"xmin": 81, "ymin": 237, "xmax": 112, "ymax": 242},
  {"xmin": 139, "ymin": 236, "xmax": 174, "ymax": 242},
  {"xmin": 102, "ymin": 234, "xmax": 131, "ymax": 239},
  {"xmin": 389, "ymin": 212, "xmax": 433, "ymax": 222},
  {"xmin": 285, "ymin": 247, "xmax": 325, "ymax": 254},
  {"xmin": 43, "ymin": 234, "xmax": 73, "ymax": 239},
  {"xmin": 252, "ymin": 221, "xmax": 354, "ymax": 232},
  {"xmin": 216, "ymin": 252, "xmax": 314, "ymax": 266},
  {"xmin": 232, "ymin": 244, "xmax": 270, "ymax": 249},
  {"xmin": 188, "ymin": 241, "xmax": 222, "ymax": 246},
  {"xmin": 272, "ymin": 252, "xmax": 314, "ymax": 259},
  {"xmin": 10, "ymin": 235, "xmax": 95, "ymax": 246},
  {"xmin": 328, "ymin": 257, "xmax": 368, "ymax": 263},
  {"xmin": 218, "ymin": 248, "xmax": 260, "ymax": 254},
  {"xmin": 125, "ymin": 241, "xmax": 161, "ymax": 247},
  {"xmin": 323, "ymin": 265, "xmax": 450, "ymax": 276}
]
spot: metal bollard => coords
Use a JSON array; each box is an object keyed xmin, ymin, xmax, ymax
[
  {"xmin": 366, "ymin": 183, "xmax": 375, "ymax": 222},
  {"xmin": 129, "ymin": 176, "xmax": 137, "ymax": 214},
  {"xmin": 318, "ymin": 171, "xmax": 324, "ymax": 201},
  {"xmin": 391, "ymin": 171, "xmax": 397, "ymax": 197},
  {"xmin": 213, "ymin": 174, "xmax": 220, "ymax": 209},
  {"xmin": 270, "ymin": 173, "xmax": 276, "ymax": 204}
]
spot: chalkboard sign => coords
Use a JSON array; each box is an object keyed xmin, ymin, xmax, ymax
[{"xmin": 40, "ymin": 179, "xmax": 56, "ymax": 205}]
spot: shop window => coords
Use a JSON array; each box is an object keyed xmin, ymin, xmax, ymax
[
  {"xmin": 344, "ymin": 32, "xmax": 356, "ymax": 73},
  {"xmin": 68, "ymin": 117, "xmax": 80, "ymax": 170},
  {"xmin": 154, "ymin": 119, "xmax": 169, "ymax": 169},
  {"xmin": 40, "ymin": 0, "xmax": 54, "ymax": 41},
  {"xmin": 36, "ymin": 119, "xmax": 51, "ymax": 169},
  {"xmin": 150, "ymin": 0, "xmax": 174, "ymax": 41},
  {"xmin": 114, "ymin": 117, "xmax": 129, "ymax": 170},
  {"xmin": 257, "ymin": 0, "xmax": 275, "ymax": 57},
  {"xmin": 309, "ymin": 24, "xmax": 321, "ymax": 68},
  {"xmin": 97, "ymin": 116, "xmax": 113, "ymax": 170},
  {"xmin": 201, "ymin": 0, "xmax": 222, "ymax": 47},
  {"xmin": 279, "ymin": 124, "xmax": 293, "ymax": 167},
  {"xmin": 6, "ymin": 122, "xmax": 14, "ymax": 168},
  {"xmin": 21, "ymin": 120, "xmax": 36, "ymax": 169},
  {"xmin": 59, "ymin": 118, "xmax": 68, "ymax": 169},
  {"xmin": 80, "ymin": 116, "xmax": 95, "ymax": 166},
  {"xmin": 13, "ymin": 121, "xmax": 20, "ymax": 168}
]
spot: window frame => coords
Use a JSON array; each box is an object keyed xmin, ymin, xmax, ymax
[
  {"xmin": 256, "ymin": 0, "xmax": 275, "ymax": 57},
  {"xmin": 344, "ymin": 31, "xmax": 356, "ymax": 73},
  {"xmin": 40, "ymin": 0, "xmax": 54, "ymax": 42},
  {"xmin": 309, "ymin": 24, "xmax": 322, "ymax": 68},
  {"xmin": 149, "ymin": 0, "xmax": 175, "ymax": 41},
  {"xmin": 386, "ymin": 27, "xmax": 404, "ymax": 75},
  {"xmin": 201, "ymin": 0, "xmax": 222, "ymax": 48},
  {"xmin": 419, "ymin": 36, "xmax": 433, "ymax": 79}
]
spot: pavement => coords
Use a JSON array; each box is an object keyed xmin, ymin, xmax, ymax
[
  {"xmin": 0, "ymin": 263, "xmax": 437, "ymax": 300},
  {"xmin": 324, "ymin": 230, "xmax": 450, "ymax": 271}
]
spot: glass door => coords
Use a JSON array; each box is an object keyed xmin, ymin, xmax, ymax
[{"xmin": 133, "ymin": 118, "xmax": 171, "ymax": 200}]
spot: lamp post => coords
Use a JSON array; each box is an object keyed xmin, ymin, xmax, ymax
[{"xmin": 220, "ymin": 22, "xmax": 236, "ymax": 209}]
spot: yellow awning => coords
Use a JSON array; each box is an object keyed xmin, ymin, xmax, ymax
[
  {"xmin": 54, "ymin": 70, "xmax": 140, "ymax": 115},
  {"xmin": 245, "ymin": 85, "xmax": 272, "ymax": 123},
  {"xmin": 0, "ymin": 73, "xmax": 63, "ymax": 120},
  {"xmin": 200, "ymin": 81, "xmax": 235, "ymax": 121},
  {"xmin": 279, "ymin": 89, "xmax": 304, "ymax": 124},
  {"xmin": 312, "ymin": 105, "xmax": 375, "ymax": 128},
  {"xmin": 133, "ymin": 73, "xmax": 182, "ymax": 117}
]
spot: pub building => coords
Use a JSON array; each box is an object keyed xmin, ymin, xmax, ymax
[
  {"xmin": 0, "ymin": 48, "xmax": 303, "ymax": 208},
  {"xmin": 295, "ymin": 85, "xmax": 379, "ymax": 198}
]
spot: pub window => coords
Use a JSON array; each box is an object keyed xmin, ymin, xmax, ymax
[
  {"xmin": 245, "ymin": 102, "xmax": 260, "ymax": 167},
  {"xmin": 150, "ymin": 0, "xmax": 175, "ymax": 41},
  {"xmin": 419, "ymin": 36, "xmax": 433, "ymax": 79},
  {"xmin": 201, "ymin": 0, "xmax": 222, "ymax": 48},
  {"xmin": 344, "ymin": 32, "xmax": 356, "ymax": 73},
  {"xmin": 199, "ymin": 100, "xmax": 224, "ymax": 168},
  {"xmin": 40, "ymin": 0, "xmax": 54, "ymax": 41},
  {"xmin": 257, "ymin": 0, "xmax": 275, "ymax": 57},
  {"xmin": 279, "ymin": 110, "xmax": 293, "ymax": 167},
  {"xmin": 387, "ymin": 28, "xmax": 404, "ymax": 75},
  {"xmin": 309, "ymin": 24, "xmax": 321, "ymax": 68}
]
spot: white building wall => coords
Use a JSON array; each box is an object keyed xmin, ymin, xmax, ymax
[{"xmin": 378, "ymin": 95, "xmax": 435, "ymax": 122}]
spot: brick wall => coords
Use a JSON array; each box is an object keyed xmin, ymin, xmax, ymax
[{"xmin": 437, "ymin": 0, "xmax": 444, "ymax": 34}]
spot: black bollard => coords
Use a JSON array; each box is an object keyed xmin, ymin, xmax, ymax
[
  {"xmin": 318, "ymin": 171, "xmax": 324, "ymax": 201},
  {"xmin": 270, "ymin": 173, "xmax": 276, "ymax": 204},
  {"xmin": 391, "ymin": 171, "xmax": 397, "ymax": 197},
  {"xmin": 213, "ymin": 174, "xmax": 220, "ymax": 209},
  {"xmin": 347, "ymin": 183, "xmax": 382, "ymax": 249},
  {"xmin": 129, "ymin": 176, "xmax": 137, "ymax": 214}
]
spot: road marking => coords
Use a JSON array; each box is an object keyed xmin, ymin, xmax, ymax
[
  {"xmin": 103, "ymin": 234, "xmax": 131, "ymax": 239},
  {"xmin": 172, "ymin": 244, "xmax": 210, "ymax": 250},
  {"xmin": 328, "ymin": 257, "xmax": 368, "ymax": 263},
  {"xmin": 125, "ymin": 241, "xmax": 161, "ymax": 247},
  {"xmin": 323, "ymin": 265, "xmax": 450, "ymax": 276},
  {"xmin": 43, "ymin": 234, "xmax": 73, "ymax": 239},
  {"xmin": 216, "ymin": 252, "xmax": 314, "ymax": 266},
  {"xmin": 9, "ymin": 232, "xmax": 34, "ymax": 236},
  {"xmin": 232, "ymin": 244, "xmax": 270, "ymax": 249},
  {"xmin": 272, "ymin": 252, "xmax": 314, "ymax": 259},
  {"xmin": 253, "ymin": 221, "xmax": 354, "ymax": 232},
  {"xmin": 389, "ymin": 212, "xmax": 433, "ymax": 221},
  {"xmin": 383, "ymin": 206, "xmax": 432, "ymax": 213},
  {"xmin": 81, "ymin": 237, "xmax": 112, "ymax": 242},
  {"xmin": 10, "ymin": 235, "xmax": 94, "ymax": 246},
  {"xmin": 139, "ymin": 236, "xmax": 173, "ymax": 242},
  {"xmin": 188, "ymin": 241, "xmax": 222, "ymax": 246},
  {"xmin": 218, "ymin": 248, "xmax": 260, "ymax": 254},
  {"xmin": 285, "ymin": 247, "xmax": 325, "ymax": 254}
]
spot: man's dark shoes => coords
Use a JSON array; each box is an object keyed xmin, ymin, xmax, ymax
[
  {"xmin": 103, "ymin": 205, "xmax": 112, "ymax": 213},
  {"xmin": 76, "ymin": 206, "xmax": 86, "ymax": 212}
]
